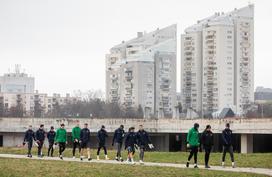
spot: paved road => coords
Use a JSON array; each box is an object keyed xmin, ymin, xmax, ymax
[{"xmin": 0, "ymin": 154, "xmax": 271, "ymax": 176}]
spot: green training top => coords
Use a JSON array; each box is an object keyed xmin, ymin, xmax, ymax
[
  {"xmin": 55, "ymin": 128, "xmax": 67, "ymax": 143},
  {"xmin": 72, "ymin": 126, "xmax": 81, "ymax": 141},
  {"xmin": 186, "ymin": 127, "xmax": 200, "ymax": 147}
]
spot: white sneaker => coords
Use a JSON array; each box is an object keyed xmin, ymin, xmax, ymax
[
  {"xmin": 222, "ymin": 162, "xmax": 225, "ymax": 167},
  {"xmin": 97, "ymin": 156, "xmax": 100, "ymax": 160},
  {"xmin": 73, "ymin": 156, "xmax": 76, "ymax": 159},
  {"xmin": 232, "ymin": 162, "xmax": 235, "ymax": 168},
  {"xmin": 139, "ymin": 160, "xmax": 144, "ymax": 164},
  {"xmin": 105, "ymin": 155, "xmax": 109, "ymax": 160}
]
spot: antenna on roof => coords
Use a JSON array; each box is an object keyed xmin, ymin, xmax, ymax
[{"xmin": 15, "ymin": 64, "xmax": 21, "ymax": 74}]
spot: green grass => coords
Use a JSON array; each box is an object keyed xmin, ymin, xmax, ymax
[
  {"xmin": 0, "ymin": 147, "xmax": 271, "ymax": 169},
  {"xmin": 0, "ymin": 157, "xmax": 268, "ymax": 177}
]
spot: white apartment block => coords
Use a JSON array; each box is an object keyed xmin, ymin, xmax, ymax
[
  {"xmin": 0, "ymin": 65, "xmax": 34, "ymax": 94},
  {"xmin": 181, "ymin": 30, "xmax": 203, "ymax": 114},
  {"xmin": 0, "ymin": 92, "xmax": 80, "ymax": 117},
  {"xmin": 0, "ymin": 92, "xmax": 47, "ymax": 116},
  {"xmin": 106, "ymin": 25, "xmax": 177, "ymax": 118},
  {"xmin": 181, "ymin": 5, "xmax": 254, "ymax": 117}
]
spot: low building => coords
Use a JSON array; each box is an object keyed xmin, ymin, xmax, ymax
[
  {"xmin": 0, "ymin": 92, "xmax": 80, "ymax": 117},
  {"xmin": 255, "ymin": 87, "xmax": 272, "ymax": 104}
]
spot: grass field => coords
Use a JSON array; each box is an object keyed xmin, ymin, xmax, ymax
[
  {"xmin": 0, "ymin": 157, "xmax": 269, "ymax": 177},
  {"xmin": 0, "ymin": 147, "xmax": 271, "ymax": 169}
]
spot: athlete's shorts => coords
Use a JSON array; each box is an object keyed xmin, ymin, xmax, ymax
[
  {"xmin": 127, "ymin": 146, "xmax": 135, "ymax": 154},
  {"xmin": 80, "ymin": 141, "xmax": 91, "ymax": 148}
]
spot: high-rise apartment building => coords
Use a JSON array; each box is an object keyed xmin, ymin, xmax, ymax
[
  {"xmin": 0, "ymin": 65, "xmax": 34, "ymax": 94},
  {"xmin": 181, "ymin": 5, "xmax": 254, "ymax": 117},
  {"xmin": 106, "ymin": 25, "xmax": 177, "ymax": 118}
]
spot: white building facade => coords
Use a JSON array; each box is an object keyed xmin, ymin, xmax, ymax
[
  {"xmin": 106, "ymin": 25, "xmax": 177, "ymax": 118},
  {"xmin": 0, "ymin": 66, "xmax": 34, "ymax": 94},
  {"xmin": 181, "ymin": 5, "xmax": 254, "ymax": 117},
  {"xmin": 0, "ymin": 92, "xmax": 80, "ymax": 117}
]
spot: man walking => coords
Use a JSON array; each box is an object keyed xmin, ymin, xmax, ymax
[
  {"xmin": 186, "ymin": 123, "xmax": 200, "ymax": 168},
  {"xmin": 222, "ymin": 123, "xmax": 235, "ymax": 168},
  {"xmin": 55, "ymin": 123, "xmax": 67, "ymax": 160},
  {"xmin": 136, "ymin": 125, "xmax": 153, "ymax": 164},
  {"xmin": 80, "ymin": 123, "xmax": 92, "ymax": 161},
  {"xmin": 36, "ymin": 124, "xmax": 46, "ymax": 158},
  {"xmin": 97, "ymin": 125, "xmax": 109, "ymax": 160},
  {"xmin": 125, "ymin": 127, "xmax": 137, "ymax": 164},
  {"xmin": 201, "ymin": 125, "xmax": 214, "ymax": 168},
  {"xmin": 23, "ymin": 125, "xmax": 36, "ymax": 158},
  {"xmin": 47, "ymin": 126, "xmax": 56, "ymax": 157},
  {"xmin": 112, "ymin": 125, "xmax": 125, "ymax": 161},
  {"xmin": 72, "ymin": 121, "xmax": 81, "ymax": 159}
]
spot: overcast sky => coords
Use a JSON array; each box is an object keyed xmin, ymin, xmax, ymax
[{"xmin": 0, "ymin": 0, "xmax": 271, "ymax": 95}]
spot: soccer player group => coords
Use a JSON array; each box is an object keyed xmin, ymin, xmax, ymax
[
  {"xmin": 23, "ymin": 121, "xmax": 153, "ymax": 164},
  {"xmin": 23, "ymin": 121, "xmax": 235, "ymax": 168}
]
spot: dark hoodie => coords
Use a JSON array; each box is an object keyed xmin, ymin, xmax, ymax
[
  {"xmin": 24, "ymin": 129, "xmax": 36, "ymax": 142},
  {"xmin": 80, "ymin": 128, "xmax": 90, "ymax": 143},
  {"xmin": 97, "ymin": 129, "xmax": 108, "ymax": 145},
  {"xmin": 36, "ymin": 128, "xmax": 46, "ymax": 141},
  {"xmin": 222, "ymin": 128, "xmax": 233, "ymax": 146},
  {"xmin": 201, "ymin": 130, "xmax": 214, "ymax": 148},
  {"xmin": 112, "ymin": 128, "xmax": 125, "ymax": 144},
  {"xmin": 136, "ymin": 130, "xmax": 151, "ymax": 146},
  {"xmin": 47, "ymin": 130, "xmax": 56, "ymax": 144},
  {"xmin": 125, "ymin": 132, "xmax": 137, "ymax": 148}
]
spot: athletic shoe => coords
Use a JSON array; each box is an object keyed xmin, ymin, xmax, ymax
[
  {"xmin": 97, "ymin": 156, "xmax": 100, "ymax": 160},
  {"xmin": 221, "ymin": 162, "xmax": 225, "ymax": 168},
  {"xmin": 205, "ymin": 165, "xmax": 211, "ymax": 168},
  {"xmin": 105, "ymin": 155, "xmax": 109, "ymax": 160},
  {"xmin": 29, "ymin": 154, "xmax": 32, "ymax": 158},
  {"xmin": 120, "ymin": 158, "xmax": 124, "ymax": 162},
  {"xmin": 73, "ymin": 156, "xmax": 76, "ymax": 159},
  {"xmin": 139, "ymin": 160, "xmax": 144, "ymax": 164},
  {"xmin": 194, "ymin": 165, "xmax": 198, "ymax": 168},
  {"xmin": 59, "ymin": 155, "xmax": 63, "ymax": 160},
  {"xmin": 186, "ymin": 162, "xmax": 189, "ymax": 168},
  {"xmin": 232, "ymin": 162, "xmax": 235, "ymax": 168},
  {"xmin": 88, "ymin": 158, "xmax": 92, "ymax": 161}
]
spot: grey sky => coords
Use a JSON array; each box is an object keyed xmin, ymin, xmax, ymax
[{"xmin": 0, "ymin": 0, "xmax": 270, "ymax": 95}]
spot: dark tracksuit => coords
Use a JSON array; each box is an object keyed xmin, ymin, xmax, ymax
[
  {"xmin": 201, "ymin": 130, "xmax": 214, "ymax": 166},
  {"xmin": 136, "ymin": 130, "xmax": 151, "ymax": 161},
  {"xmin": 125, "ymin": 132, "xmax": 137, "ymax": 155},
  {"xmin": 112, "ymin": 128, "xmax": 125, "ymax": 158},
  {"xmin": 24, "ymin": 129, "xmax": 36, "ymax": 156},
  {"xmin": 80, "ymin": 128, "xmax": 91, "ymax": 149},
  {"xmin": 97, "ymin": 129, "xmax": 108, "ymax": 155},
  {"xmin": 47, "ymin": 130, "xmax": 56, "ymax": 156},
  {"xmin": 222, "ymin": 128, "xmax": 234, "ymax": 162},
  {"xmin": 36, "ymin": 128, "xmax": 46, "ymax": 156}
]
